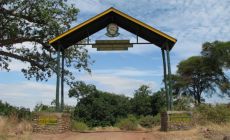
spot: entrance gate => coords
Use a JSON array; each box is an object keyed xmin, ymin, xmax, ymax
[{"xmin": 48, "ymin": 7, "xmax": 177, "ymax": 112}]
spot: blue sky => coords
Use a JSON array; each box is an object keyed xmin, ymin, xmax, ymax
[{"xmin": 1, "ymin": 0, "xmax": 230, "ymax": 110}]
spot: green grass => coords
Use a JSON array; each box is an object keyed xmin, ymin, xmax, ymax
[{"xmin": 71, "ymin": 121, "xmax": 89, "ymax": 131}]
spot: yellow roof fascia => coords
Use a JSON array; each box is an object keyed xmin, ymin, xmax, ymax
[
  {"xmin": 48, "ymin": 8, "xmax": 114, "ymax": 44},
  {"xmin": 48, "ymin": 7, "xmax": 177, "ymax": 45},
  {"xmin": 112, "ymin": 8, "xmax": 177, "ymax": 43}
]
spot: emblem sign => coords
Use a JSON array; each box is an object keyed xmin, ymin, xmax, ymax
[{"xmin": 105, "ymin": 23, "xmax": 120, "ymax": 37}]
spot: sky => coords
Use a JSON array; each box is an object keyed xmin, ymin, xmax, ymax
[{"xmin": 0, "ymin": 0, "xmax": 230, "ymax": 110}]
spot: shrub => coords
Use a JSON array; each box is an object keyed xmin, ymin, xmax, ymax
[
  {"xmin": 152, "ymin": 114, "xmax": 161, "ymax": 126},
  {"xmin": 71, "ymin": 121, "xmax": 89, "ymax": 131},
  {"xmin": 139, "ymin": 115, "xmax": 155, "ymax": 128},
  {"xmin": 115, "ymin": 115, "xmax": 138, "ymax": 130},
  {"xmin": 0, "ymin": 100, "xmax": 31, "ymax": 121},
  {"xmin": 139, "ymin": 114, "xmax": 161, "ymax": 127},
  {"xmin": 194, "ymin": 104, "xmax": 230, "ymax": 124}
]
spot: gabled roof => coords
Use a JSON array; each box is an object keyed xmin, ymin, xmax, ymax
[{"xmin": 48, "ymin": 7, "xmax": 177, "ymax": 50}]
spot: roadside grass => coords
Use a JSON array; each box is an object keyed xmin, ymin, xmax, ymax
[{"xmin": 0, "ymin": 116, "xmax": 32, "ymax": 140}]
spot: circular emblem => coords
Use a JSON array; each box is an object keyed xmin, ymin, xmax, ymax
[{"xmin": 106, "ymin": 23, "xmax": 120, "ymax": 37}]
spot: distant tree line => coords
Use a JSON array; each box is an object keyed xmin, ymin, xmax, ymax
[
  {"xmin": 0, "ymin": 100, "xmax": 31, "ymax": 120},
  {"xmin": 69, "ymin": 82, "xmax": 166, "ymax": 127}
]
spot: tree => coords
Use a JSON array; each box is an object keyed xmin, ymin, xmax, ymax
[
  {"xmin": 201, "ymin": 41, "xmax": 230, "ymax": 99},
  {"xmin": 131, "ymin": 85, "xmax": 152, "ymax": 116},
  {"xmin": 151, "ymin": 89, "xmax": 166, "ymax": 115},
  {"xmin": 202, "ymin": 41, "xmax": 230, "ymax": 69},
  {"xmin": 0, "ymin": 0, "xmax": 91, "ymax": 84},
  {"xmin": 69, "ymin": 82, "xmax": 131, "ymax": 127},
  {"xmin": 69, "ymin": 81, "xmax": 97, "ymax": 101},
  {"xmin": 176, "ymin": 56, "xmax": 230, "ymax": 104}
]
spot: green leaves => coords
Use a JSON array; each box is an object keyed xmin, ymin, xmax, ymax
[
  {"xmin": 174, "ymin": 41, "xmax": 230, "ymax": 104},
  {"xmin": 202, "ymin": 41, "xmax": 230, "ymax": 69},
  {"xmin": 0, "ymin": 0, "xmax": 91, "ymax": 83},
  {"xmin": 131, "ymin": 85, "xmax": 153, "ymax": 116}
]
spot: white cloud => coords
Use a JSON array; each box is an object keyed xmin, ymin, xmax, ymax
[
  {"xmin": 0, "ymin": 82, "xmax": 53, "ymax": 108},
  {"xmin": 7, "ymin": 60, "xmax": 29, "ymax": 72},
  {"xmin": 79, "ymin": 73, "xmax": 160, "ymax": 96},
  {"xmin": 0, "ymin": 81, "xmax": 77, "ymax": 110},
  {"xmin": 92, "ymin": 67, "xmax": 162, "ymax": 77},
  {"xmin": 69, "ymin": 0, "xmax": 109, "ymax": 14}
]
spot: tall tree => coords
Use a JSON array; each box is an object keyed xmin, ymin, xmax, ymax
[
  {"xmin": 202, "ymin": 41, "xmax": 230, "ymax": 69},
  {"xmin": 69, "ymin": 81, "xmax": 97, "ymax": 101},
  {"xmin": 176, "ymin": 56, "xmax": 230, "ymax": 104},
  {"xmin": 0, "ymin": 0, "xmax": 91, "ymax": 83},
  {"xmin": 131, "ymin": 85, "xmax": 152, "ymax": 116},
  {"xmin": 69, "ymin": 82, "xmax": 131, "ymax": 127},
  {"xmin": 151, "ymin": 89, "xmax": 166, "ymax": 115}
]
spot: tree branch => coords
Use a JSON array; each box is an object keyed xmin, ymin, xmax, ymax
[
  {"xmin": 0, "ymin": 7, "xmax": 46, "ymax": 25},
  {"xmin": 0, "ymin": 50, "xmax": 45, "ymax": 70}
]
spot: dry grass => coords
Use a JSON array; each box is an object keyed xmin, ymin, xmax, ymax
[
  {"xmin": 1, "ymin": 116, "xmax": 230, "ymax": 140},
  {"xmin": 0, "ymin": 116, "xmax": 32, "ymax": 140},
  {"xmin": 196, "ymin": 122, "xmax": 230, "ymax": 140}
]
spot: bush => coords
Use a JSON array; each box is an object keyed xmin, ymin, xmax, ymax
[
  {"xmin": 139, "ymin": 115, "xmax": 154, "ymax": 128},
  {"xmin": 73, "ymin": 91, "xmax": 131, "ymax": 127},
  {"xmin": 152, "ymin": 114, "xmax": 161, "ymax": 126},
  {"xmin": 194, "ymin": 104, "xmax": 230, "ymax": 124},
  {"xmin": 115, "ymin": 115, "xmax": 138, "ymax": 130},
  {"xmin": 139, "ymin": 114, "xmax": 160, "ymax": 128},
  {"xmin": 0, "ymin": 100, "xmax": 31, "ymax": 121},
  {"xmin": 71, "ymin": 121, "xmax": 89, "ymax": 131}
]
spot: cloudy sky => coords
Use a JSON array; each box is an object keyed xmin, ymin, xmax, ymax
[{"xmin": 1, "ymin": 0, "xmax": 230, "ymax": 110}]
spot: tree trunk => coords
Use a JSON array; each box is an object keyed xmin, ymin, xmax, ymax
[{"xmin": 197, "ymin": 93, "xmax": 201, "ymax": 104}]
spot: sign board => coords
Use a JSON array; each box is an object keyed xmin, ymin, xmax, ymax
[
  {"xmin": 92, "ymin": 40, "xmax": 133, "ymax": 51},
  {"xmin": 168, "ymin": 112, "xmax": 192, "ymax": 123},
  {"xmin": 38, "ymin": 114, "xmax": 58, "ymax": 125}
]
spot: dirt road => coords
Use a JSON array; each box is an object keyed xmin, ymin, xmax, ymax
[{"xmin": 30, "ymin": 130, "xmax": 200, "ymax": 140}]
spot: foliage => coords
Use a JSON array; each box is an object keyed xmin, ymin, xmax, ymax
[
  {"xmin": 174, "ymin": 96, "xmax": 193, "ymax": 111},
  {"xmin": 115, "ymin": 115, "xmax": 138, "ymax": 130},
  {"xmin": 202, "ymin": 41, "xmax": 230, "ymax": 69},
  {"xmin": 152, "ymin": 114, "xmax": 161, "ymax": 126},
  {"xmin": 71, "ymin": 120, "xmax": 89, "ymax": 131},
  {"xmin": 0, "ymin": 100, "xmax": 31, "ymax": 121},
  {"xmin": 139, "ymin": 114, "xmax": 161, "ymax": 128},
  {"xmin": 0, "ymin": 0, "xmax": 91, "ymax": 84},
  {"xmin": 70, "ymin": 83, "xmax": 171, "ymax": 127},
  {"xmin": 151, "ymin": 89, "xmax": 167, "ymax": 115},
  {"xmin": 33, "ymin": 103, "xmax": 55, "ymax": 112},
  {"xmin": 194, "ymin": 104, "xmax": 230, "ymax": 124},
  {"xmin": 175, "ymin": 56, "xmax": 230, "ymax": 104},
  {"xmin": 69, "ymin": 81, "xmax": 97, "ymax": 101},
  {"xmin": 33, "ymin": 102, "xmax": 74, "ymax": 113},
  {"xmin": 139, "ymin": 115, "xmax": 155, "ymax": 128},
  {"xmin": 131, "ymin": 85, "xmax": 152, "ymax": 116},
  {"xmin": 70, "ymin": 83, "xmax": 131, "ymax": 127}
]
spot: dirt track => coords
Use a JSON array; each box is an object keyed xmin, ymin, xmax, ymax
[{"xmin": 30, "ymin": 130, "xmax": 200, "ymax": 140}]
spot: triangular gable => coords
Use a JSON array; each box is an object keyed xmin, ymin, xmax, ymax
[{"xmin": 48, "ymin": 7, "xmax": 177, "ymax": 50}]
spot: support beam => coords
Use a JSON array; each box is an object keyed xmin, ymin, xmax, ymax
[
  {"xmin": 166, "ymin": 45, "xmax": 173, "ymax": 110},
  {"xmin": 61, "ymin": 50, "xmax": 65, "ymax": 112},
  {"xmin": 55, "ymin": 45, "xmax": 61, "ymax": 112},
  {"xmin": 161, "ymin": 49, "xmax": 169, "ymax": 110}
]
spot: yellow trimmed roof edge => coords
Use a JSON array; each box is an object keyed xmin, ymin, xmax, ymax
[{"xmin": 48, "ymin": 7, "xmax": 177, "ymax": 45}]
